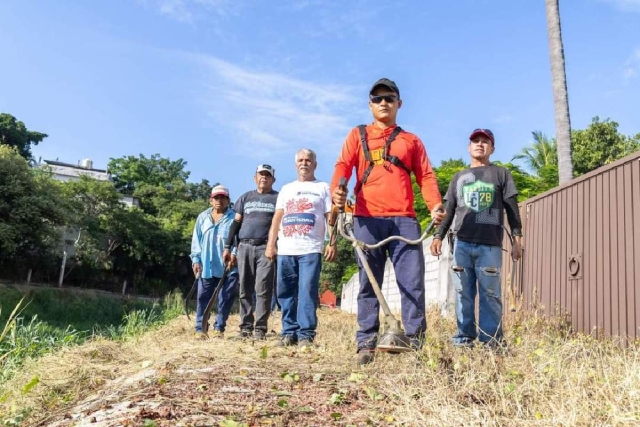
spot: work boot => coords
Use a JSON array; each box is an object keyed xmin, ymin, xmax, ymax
[
  {"xmin": 298, "ymin": 339, "xmax": 313, "ymax": 349},
  {"xmin": 230, "ymin": 330, "xmax": 253, "ymax": 341},
  {"xmin": 194, "ymin": 331, "xmax": 208, "ymax": 341},
  {"xmin": 253, "ymin": 330, "xmax": 266, "ymax": 341},
  {"xmin": 275, "ymin": 335, "xmax": 297, "ymax": 347},
  {"xmin": 355, "ymin": 348, "xmax": 375, "ymax": 365},
  {"xmin": 409, "ymin": 336, "xmax": 424, "ymax": 351},
  {"xmin": 209, "ymin": 329, "xmax": 224, "ymax": 339}
]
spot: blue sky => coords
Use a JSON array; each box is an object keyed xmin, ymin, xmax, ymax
[{"xmin": 1, "ymin": 0, "xmax": 639, "ymax": 199}]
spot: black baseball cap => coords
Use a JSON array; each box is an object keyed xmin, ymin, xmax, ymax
[
  {"xmin": 469, "ymin": 128, "xmax": 495, "ymax": 145},
  {"xmin": 369, "ymin": 78, "xmax": 400, "ymax": 97}
]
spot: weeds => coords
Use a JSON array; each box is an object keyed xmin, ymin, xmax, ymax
[
  {"xmin": 1, "ymin": 297, "xmax": 639, "ymax": 426},
  {"xmin": 0, "ymin": 287, "xmax": 183, "ymax": 387}
]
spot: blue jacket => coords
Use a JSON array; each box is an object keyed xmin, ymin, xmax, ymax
[{"xmin": 190, "ymin": 207, "xmax": 238, "ymax": 279}]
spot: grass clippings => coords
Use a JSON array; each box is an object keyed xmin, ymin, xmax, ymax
[{"xmin": 1, "ymin": 306, "xmax": 639, "ymax": 426}]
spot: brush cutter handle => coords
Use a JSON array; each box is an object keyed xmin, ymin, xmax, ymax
[
  {"xmin": 184, "ymin": 271, "xmax": 201, "ymax": 320},
  {"xmin": 328, "ymin": 178, "xmax": 348, "ymax": 244},
  {"xmin": 339, "ymin": 214, "xmax": 441, "ymax": 249},
  {"xmin": 201, "ymin": 265, "xmax": 229, "ymax": 335}
]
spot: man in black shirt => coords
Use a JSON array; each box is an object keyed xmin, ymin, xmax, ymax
[
  {"xmin": 431, "ymin": 129, "xmax": 522, "ymax": 347},
  {"xmin": 224, "ymin": 164, "xmax": 279, "ymax": 340}
]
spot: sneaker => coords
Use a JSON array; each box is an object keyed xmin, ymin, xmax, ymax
[
  {"xmin": 355, "ymin": 348, "xmax": 375, "ymax": 365},
  {"xmin": 230, "ymin": 330, "xmax": 253, "ymax": 341},
  {"xmin": 298, "ymin": 339, "xmax": 313, "ymax": 348},
  {"xmin": 275, "ymin": 335, "xmax": 297, "ymax": 347},
  {"xmin": 482, "ymin": 340, "xmax": 509, "ymax": 355},
  {"xmin": 253, "ymin": 330, "xmax": 267, "ymax": 341},
  {"xmin": 194, "ymin": 331, "xmax": 208, "ymax": 341},
  {"xmin": 451, "ymin": 340, "xmax": 474, "ymax": 348},
  {"xmin": 209, "ymin": 330, "xmax": 224, "ymax": 339}
]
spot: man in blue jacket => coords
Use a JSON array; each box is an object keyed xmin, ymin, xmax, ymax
[{"xmin": 190, "ymin": 184, "xmax": 239, "ymax": 339}]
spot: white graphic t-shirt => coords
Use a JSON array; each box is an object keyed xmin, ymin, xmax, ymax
[{"xmin": 276, "ymin": 180, "xmax": 332, "ymax": 256}]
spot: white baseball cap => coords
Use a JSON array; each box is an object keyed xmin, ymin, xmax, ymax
[{"xmin": 256, "ymin": 164, "xmax": 275, "ymax": 177}]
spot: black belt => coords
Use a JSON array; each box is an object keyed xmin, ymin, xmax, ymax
[{"xmin": 239, "ymin": 239, "xmax": 268, "ymax": 246}]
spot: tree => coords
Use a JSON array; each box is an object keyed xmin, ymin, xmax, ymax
[
  {"xmin": 0, "ymin": 146, "xmax": 66, "ymax": 267},
  {"xmin": 0, "ymin": 113, "xmax": 48, "ymax": 160},
  {"xmin": 492, "ymin": 161, "xmax": 556, "ymax": 201},
  {"xmin": 512, "ymin": 131, "xmax": 557, "ymax": 175},
  {"xmin": 61, "ymin": 176, "xmax": 131, "ymax": 273},
  {"xmin": 319, "ymin": 236, "xmax": 357, "ymax": 295},
  {"xmin": 187, "ymin": 179, "xmax": 214, "ymax": 201},
  {"xmin": 434, "ymin": 158, "xmax": 468, "ymax": 197},
  {"xmin": 107, "ymin": 154, "xmax": 190, "ymax": 195},
  {"xmin": 572, "ymin": 117, "xmax": 640, "ymax": 176},
  {"xmin": 545, "ymin": 0, "xmax": 574, "ymax": 183}
]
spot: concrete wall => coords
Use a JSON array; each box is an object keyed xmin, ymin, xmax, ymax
[{"xmin": 340, "ymin": 235, "xmax": 455, "ymax": 316}]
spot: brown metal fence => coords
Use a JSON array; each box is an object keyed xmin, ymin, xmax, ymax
[{"xmin": 501, "ymin": 151, "xmax": 640, "ymax": 341}]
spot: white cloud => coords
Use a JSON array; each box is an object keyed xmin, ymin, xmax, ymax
[
  {"xmin": 190, "ymin": 55, "xmax": 362, "ymax": 159},
  {"xmin": 139, "ymin": 0, "xmax": 234, "ymax": 23},
  {"xmin": 623, "ymin": 49, "xmax": 640, "ymax": 79},
  {"xmin": 599, "ymin": 0, "xmax": 640, "ymax": 12}
]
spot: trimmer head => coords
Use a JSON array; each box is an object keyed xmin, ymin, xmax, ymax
[
  {"xmin": 376, "ymin": 331, "xmax": 412, "ymax": 353},
  {"xmin": 376, "ymin": 317, "xmax": 412, "ymax": 354}
]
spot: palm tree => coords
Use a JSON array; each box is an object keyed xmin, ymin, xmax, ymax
[
  {"xmin": 512, "ymin": 131, "xmax": 557, "ymax": 175},
  {"xmin": 545, "ymin": 0, "xmax": 574, "ymax": 184}
]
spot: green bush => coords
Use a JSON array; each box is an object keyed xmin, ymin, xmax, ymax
[{"xmin": 0, "ymin": 287, "xmax": 183, "ymax": 384}]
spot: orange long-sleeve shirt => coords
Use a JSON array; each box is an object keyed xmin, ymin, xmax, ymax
[{"xmin": 330, "ymin": 124, "xmax": 441, "ymax": 218}]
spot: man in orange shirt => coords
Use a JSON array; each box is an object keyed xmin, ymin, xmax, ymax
[{"xmin": 331, "ymin": 78, "xmax": 445, "ymax": 365}]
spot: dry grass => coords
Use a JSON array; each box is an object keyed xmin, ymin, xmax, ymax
[{"xmin": 1, "ymin": 306, "xmax": 639, "ymax": 427}]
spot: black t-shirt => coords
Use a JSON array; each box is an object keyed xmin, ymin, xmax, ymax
[
  {"xmin": 234, "ymin": 190, "xmax": 279, "ymax": 240},
  {"xmin": 444, "ymin": 165, "xmax": 517, "ymax": 247}
]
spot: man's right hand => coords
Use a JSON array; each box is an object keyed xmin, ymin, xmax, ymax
[
  {"xmin": 192, "ymin": 263, "xmax": 202, "ymax": 278},
  {"xmin": 431, "ymin": 203, "xmax": 446, "ymax": 225},
  {"xmin": 222, "ymin": 249, "xmax": 231, "ymax": 265},
  {"xmin": 265, "ymin": 245, "xmax": 277, "ymax": 263},
  {"xmin": 332, "ymin": 186, "xmax": 348, "ymax": 208},
  {"xmin": 430, "ymin": 238, "xmax": 442, "ymax": 257}
]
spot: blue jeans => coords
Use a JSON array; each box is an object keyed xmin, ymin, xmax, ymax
[
  {"xmin": 354, "ymin": 216, "xmax": 426, "ymax": 350},
  {"xmin": 277, "ymin": 253, "xmax": 322, "ymax": 341},
  {"xmin": 195, "ymin": 273, "xmax": 238, "ymax": 333},
  {"xmin": 451, "ymin": 239, "xmax": 503, "ymax": 345}
]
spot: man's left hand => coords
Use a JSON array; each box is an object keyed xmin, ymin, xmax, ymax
[
  {"xmin": 431, "ymin": 203, "xmax": 446, "ymax": 225},
  {"xmin": 229, "ymin": 254, "xmax": 237, "ymax": 269},
  {"xmin": 324, "ymin": 244, "xmax": 337, "ymax": 262},
  {"xmin": 511, "ymin": 238, "xmax": 522, "ymax": 261}
]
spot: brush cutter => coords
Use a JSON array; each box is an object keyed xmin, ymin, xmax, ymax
[
  {"xmin": 333, "ymin": 178, "xmax": 440, "ymax": 354},
  {"xmin": 501, "ymin": 226, "xmax": 521, "ymax": 313},
  {"xmin": 201, "ymin": 265, "xmax": 230, "ymax": 335},
  {"xmin": 184, "ymin": 272, "xmax": 201, "ymax": 320}
]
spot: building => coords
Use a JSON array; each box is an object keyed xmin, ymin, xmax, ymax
[
  {"xmin": 40, "ymin": 158, "xmax": 139, "ymax": 207},
  {"xmin": 41, "ymin": 158, "xmax": 110, "ymax": 182}
]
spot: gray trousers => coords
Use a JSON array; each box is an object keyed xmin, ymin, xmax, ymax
[{"xmin": 237, "ymin": 242, "xmax": 276, "ymax": 333}]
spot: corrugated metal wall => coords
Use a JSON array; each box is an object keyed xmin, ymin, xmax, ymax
[{"xmin": 502, "ymin": 151, "xmax": 640, "ymax": 340}]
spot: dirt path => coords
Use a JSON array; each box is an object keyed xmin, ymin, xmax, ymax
[{"xmin": 9, "ymin": 310, "xmax": 406, "ymax": 427}]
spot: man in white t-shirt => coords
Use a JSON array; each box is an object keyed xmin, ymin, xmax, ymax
[{"xmin": 265, "ymin": 148, "xmax": 337, "ymax": 348}]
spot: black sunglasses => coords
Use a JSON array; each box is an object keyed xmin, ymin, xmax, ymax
[{"xmin": 370, "ymin": 95, "xmax": 398, "ymax": 104}]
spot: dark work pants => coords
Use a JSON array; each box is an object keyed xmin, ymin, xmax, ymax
[
  {"xmin": 237, "ymin": 242, "xmax": 276, "ymax": 333},
  {"xmin": 195, "ymin": 273, "xmax": 238, "ymax": 333},
  {"xmin": 354, "ymin": 216, "xmax": 426, "ymax": 349}
]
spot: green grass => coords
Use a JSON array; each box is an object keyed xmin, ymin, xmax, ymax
[{"xmin": 0, "ymin": 285, "xmax": 183, "ymax": 385}]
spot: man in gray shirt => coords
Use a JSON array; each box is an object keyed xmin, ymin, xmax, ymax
[
  {"xmin": 431, "ymin": 129, "xmax": 522, "ymax": 349},
  {"xmin": 224, "ymin": 164, "xmax": 279, "ymax": 340}
]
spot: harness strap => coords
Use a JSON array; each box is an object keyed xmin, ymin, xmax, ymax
[{"xmin": 355, "ymin": 125, "xmax": 409, "ymax": 195}]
